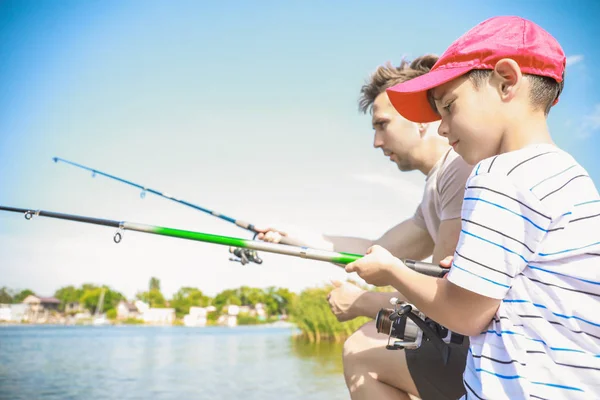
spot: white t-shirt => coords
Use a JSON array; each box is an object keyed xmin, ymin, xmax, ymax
[
  {"xmin": 448, "ymin": 144, "xmax": 600, "ymax": 399},
  {"xmin": 413, "ymin": 148, "xmax": 473, "ymax": 243}
]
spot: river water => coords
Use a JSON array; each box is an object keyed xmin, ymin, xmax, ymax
[{"xmin": 0, "ymin": 325, "xmax": 349, "ymax": 399}]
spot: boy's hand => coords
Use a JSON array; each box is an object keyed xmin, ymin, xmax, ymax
[
  {"xmin": 326, "ymin": 280, "xmax": 365, "ymax": 322},
  {"xmin": 345, "ymin": 245, "xmax": 401, "ymax": 286},
  {"xmin": 439, "ymin": 255, "xmax": 453, "ymax": 278}
]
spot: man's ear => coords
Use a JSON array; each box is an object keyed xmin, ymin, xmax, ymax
[
  {"xmin": 492, "ymin": 58, "xmax": 522, "ymax": 102},
  {"xmin": 418, "ymin": 123, "xmax": 429, "ymax": 137}
]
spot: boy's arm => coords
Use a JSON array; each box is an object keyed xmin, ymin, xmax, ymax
[
  {"xmin": 348, "ymin": 173, "xmax": 552, "ymax": 336},
  {"xmin": 328, "ymin": 217, "xmax": 434, "ymax": 260},
  {"xmin": 387, "ymin": 264, "xmax": 500, "ymax": 336}
]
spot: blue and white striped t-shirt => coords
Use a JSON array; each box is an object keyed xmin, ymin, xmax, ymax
[{"xmin": 447, "ymin": 143, "xmax": 600, "ymax": 399}]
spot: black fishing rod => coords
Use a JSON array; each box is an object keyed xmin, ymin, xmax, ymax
[{"xmin": 0, "ymin": 205, "xmax": 447, "ymax": 277}]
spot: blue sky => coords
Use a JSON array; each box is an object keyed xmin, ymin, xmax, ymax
[{"xmin": 1, "ymin": 1, "xmax": 599, "ymax": 298}]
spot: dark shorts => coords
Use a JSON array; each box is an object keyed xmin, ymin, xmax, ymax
[{"xmin": 406, "ymin": 337, "xmax": 469, "ymax": 400}]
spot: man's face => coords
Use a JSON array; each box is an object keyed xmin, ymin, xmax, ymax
[
  {"xmin": 432, "ymin": 75, "xmax": 504, "ymax": 165},
  {"xmin": 371, "ymin": 92, "xmax": 422, "ymax": 171}
]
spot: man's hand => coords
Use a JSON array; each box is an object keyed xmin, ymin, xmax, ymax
[
  {"xmin": 345, "ymin": 245, "xmax": 403, "ymax": 287},
  {"xmin": 326, "ymin": 280, "xmax": 366, "ymax": 322},
  {"xmin": 255, "ymin": 227, "xmax": 287, "ymax": 243}
]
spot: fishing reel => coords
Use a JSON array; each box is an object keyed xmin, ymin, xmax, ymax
[
  {"xmin": 229, "ymin": 247, "xmax": 263, "ymax": 265},
  {"xmin": 228, "ymin": 231, "xmax": 266, "ymax": 265},
  {"xmin": 375, "ymin": 298, "xmax": 464, "ymax": 365}
]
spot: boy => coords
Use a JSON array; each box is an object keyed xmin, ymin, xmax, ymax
[{"xmin": 346, "ymin": 16, "xmax": 600, "ymax": 399}]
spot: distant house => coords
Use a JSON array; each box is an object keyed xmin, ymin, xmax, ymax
[
  {"xmin": 0, "ymin": 304, "xmax": 11, "ymax": 322},
  {"xmin": 183, "ymin": 307, "xmax": 207, "ymax": 327},
  {"xmin": 222, "ymin": 305, "xmax": 240, "ymax": 316},
  {"xmin": 0, "ymin": 304, "xmax": 29, "ymax": 322},
  {"xmin": 22, "ymin": 295, "xmax": 60, "ymax": 322},
  {"xmin": 142, "ymin": 308, "xmax": 175, "ymax": 326},
  {"xmin": 253, "ymin": 303, "xmax": 267, "ymax": 321},
  {"xmin": 22, "ymin": 295, "xmax": 60, "ymax": 310},
  {"xmin": 9, "ymin": 304, "xmax": 30, "ymax": 322},
  {"xmin": 219, "ymin": 305, "xmax": 240, "ymax": 327},
  {"xmin": 116, "ymin": 301, "xmax": 139, "ymax": 320},
  {"xmin": 134, "ymin": 300, "xmax": 150, "ymax": 314},
  {"xmin": 65, "ymin": 302, "xmax": 85, "ymax": 314}
]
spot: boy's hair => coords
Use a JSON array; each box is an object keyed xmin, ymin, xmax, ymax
[
  {"xmin": 426, "ymin": 69, "xmax": 564, "ymax": 116},
  {"xmin": 358, "ymin": 54, "xmax": 438, "ymax": 114}
]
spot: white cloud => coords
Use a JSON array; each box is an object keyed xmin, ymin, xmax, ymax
[
  {"xmin": 585, "ymin": 104, "xmax": 600, "ymax": 129},
  {"xmin": 580, "ymin": 104, "xmax": 600, "ymax": 138},
  {"xmin": 566, "ymin": 54, "xmax": 584, "ymax": 67}
]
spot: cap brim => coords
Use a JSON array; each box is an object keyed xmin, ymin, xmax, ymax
[{"xmin": 386, "ymin": 66, "xmax": 474, "ymax": 123}]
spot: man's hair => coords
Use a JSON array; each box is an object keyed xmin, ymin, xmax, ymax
[
  {"xmin": 426, "ymin": 69, "xmax": 565, "ymax": 116},
  {"xmin": 358, "ymin": 54, "xmax": 438, "ymax": 114}
]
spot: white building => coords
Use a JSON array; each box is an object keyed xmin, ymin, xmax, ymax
[
  {"xmin": 116, "ymin": 300, "xmax": 140, "ymax": 320},
  {"xmin": 135, "ymin": 300, "xmax": 150, "ymax": 314},
  {"xmin": 142, "ymin": 308, "xmax": 175, "ymax": 326},
  {"xmin": 0, "ymin": 304, "xmax": 11, "ymax": 321},
  {"xmin": 183, "ymin": 306, "xmax": 208, "ymax": 327},
  {"xmin": 0, "ymin": 304, "xmax": 31, "ymax": 322},
  {"xmin": 220, "ymin": 304, "xmax": 239, "ymax": 327}
]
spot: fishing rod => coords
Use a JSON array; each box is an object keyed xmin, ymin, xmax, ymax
[
  {"xmin": 0, "ymin": 205, "xmax": 446, "ymax": 277},
  {"xmin": 52, "ymin": 156, "xmax": 302, "ymax": 264}
]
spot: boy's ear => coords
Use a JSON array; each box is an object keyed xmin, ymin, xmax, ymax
[{"xmin": 492, "ymin": 58, "xmax": 522, "ymax": 102}]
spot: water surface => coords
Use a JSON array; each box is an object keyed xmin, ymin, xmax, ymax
[{"xmin": 0, "ymin": 325, "xmax": 348, "ymax": 399}]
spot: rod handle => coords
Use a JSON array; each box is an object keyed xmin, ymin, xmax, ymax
[{"xmin": 403, "ymin": 259, "xmax": 447, "ymax": 278}]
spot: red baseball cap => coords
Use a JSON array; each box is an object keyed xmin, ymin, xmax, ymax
[{"xmin": 386, "ymin": 16, "xmax": 566, "ymax": 123}]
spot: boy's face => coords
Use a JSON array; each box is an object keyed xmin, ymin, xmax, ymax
[
  {"xmin": 431, "ymin": 74, "xmax": 504, "ymax": 165},
  {"xmin": 371, "ymin": 92, "xmax": 423, "ymax": 171}
]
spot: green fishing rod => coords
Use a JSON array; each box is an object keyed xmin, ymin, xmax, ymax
[{"xmin": 0, "ymin": 205, "xmax": 446, "ymax": 277}]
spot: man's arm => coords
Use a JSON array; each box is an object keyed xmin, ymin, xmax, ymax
[
  {"xmin": 327, "ymin": 281, "xmax": 406, "ymax": 322},
  {"xmin": 257, "ymin": 217, "xmax": 435, "ymax": 262},
  {"xmin": 431, "ymin": 150, "xmax": 473, "ymax": 264},
  {"xmin": 431, "ymin": 218, "xmax": 461, "ymax": 264},
  {"xmin": 325, "ymin": 217, "xmax": 434, "ymax": 260}
]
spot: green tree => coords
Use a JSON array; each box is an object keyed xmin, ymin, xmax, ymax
[
  {"xmin": 80, "ymin": 286, "xmax": 124, "ymax": 313},
  {"xmin": 13, "ymin": 289, "xmax": 34, "ymax": 303},
  {"xmin": 149, "ymin": 277, "xmax": 160, "ymax": 292},
  {"xmin": 170, "ymin": 287, "xmax": 211, "ymax": 318},
  {"xmin": 0, "ymin": 287, "xmax": 13, "ymax": 304},
  {"xmin": 136, "ymin": 289, "xmax": 166, "ymax": 308},
  {"xmin": 54, "ymin": 285, "xmax": 83, "ymax": 311},
  {"xmin": 264, "ymin": 287, "xmax": 296, "ymax": 315},
  {"xmin": 213, "ymin": 289, "xmax": 241, "ymax": 311}
]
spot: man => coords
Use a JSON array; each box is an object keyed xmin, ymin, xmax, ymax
[{"xmin": 258, "ymin": 54, "xmax": 473, "ymax": 400}]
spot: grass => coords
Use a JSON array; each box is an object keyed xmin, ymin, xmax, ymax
[{"xmin": 290, "ymin": 282, "xmax": 393, "ymax": 343}]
